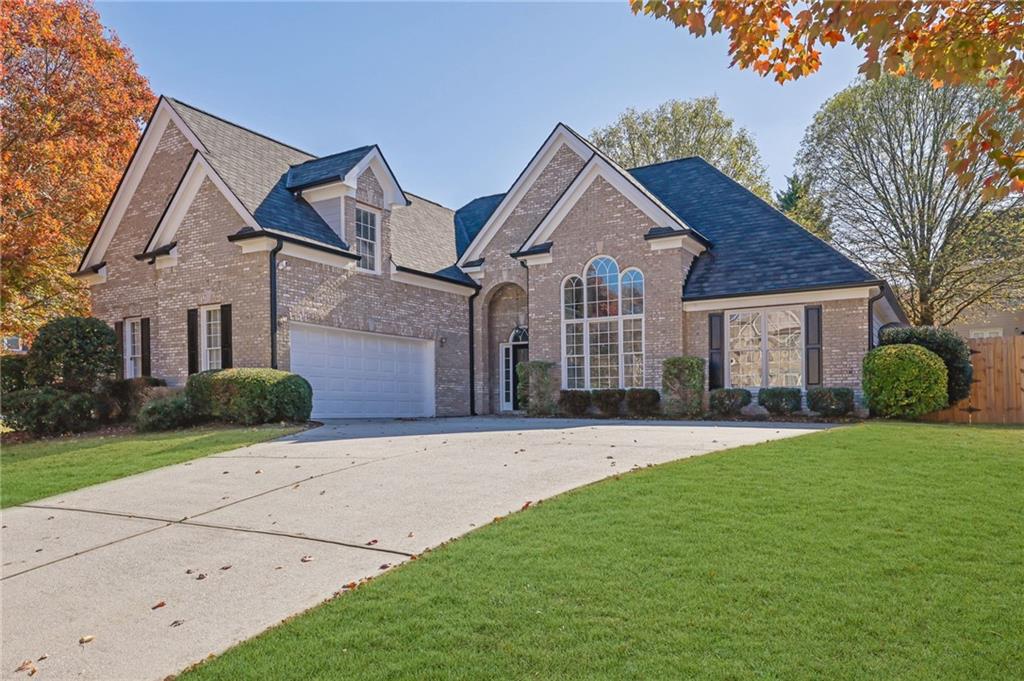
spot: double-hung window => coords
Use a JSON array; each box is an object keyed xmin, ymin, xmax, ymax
[
  {"xmin": 354, "ymin": 207, "xmax": 378, "ymax": 272},
  {"xmin": 561, "ymin": 256, "xmax": 645, "ymax": 390},
  {"xmin": 124, "ymin": 318, "xmax": 143, "ymax": 378},
  {"xmin": 726, "ymin": 307, "xmax": 803, "ymax": 388},
  {"xmin": 201, "ymin": 306, "xmax": 222, "ymax": 371}
]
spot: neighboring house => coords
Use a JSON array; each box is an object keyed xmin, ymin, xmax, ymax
[
  {"xmin": 948, "ymin": 306, "xmax": 1024, "ymax": 339},
  {"xmin": 75, "ymin": 97, "xmax": 906, "ymax": 418},
  {"xmin": 2, "ymin": 336, "xmax": 26, "ymax": 354}
]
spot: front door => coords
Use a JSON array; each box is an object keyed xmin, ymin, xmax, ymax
[{"xmin": 500, "ymin": 342, "xmax": 529, "ymax": 411}]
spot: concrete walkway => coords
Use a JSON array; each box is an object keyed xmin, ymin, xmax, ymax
[{"xmin": 1, "ymin": 417, "xmax": 824, "ymax": 680}]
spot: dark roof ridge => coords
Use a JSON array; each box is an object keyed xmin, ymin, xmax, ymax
[
  {"xmin": 628, "ymin": 155, "xmax": 703, "ymax": 172},
  {"xmin": 404, "ymin": 191, "xmax": 454, "ymax": 211},
  {"xmin": 165, "ymin": 96, "xmax": 316, "ymax": 158},
  {"xmin": 290, "ymin": 144, "xmax": 375, "ymax": 169}
]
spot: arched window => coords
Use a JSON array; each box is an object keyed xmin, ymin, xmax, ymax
[{"xmin": 561, "ymin": 258, "xmax": 644, "ymax": 390}]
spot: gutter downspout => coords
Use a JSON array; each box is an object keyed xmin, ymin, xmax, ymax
[
  {"xmin": 867, "ymin": 284, "xmax": 886, "ymax": 350},
  {"xmin": 269, "ymin": 239, "xmax": 284, "ymax": 369},
  {"xmin": 468, "ymin": 288, "xmax": 479, "ymax": 415}
]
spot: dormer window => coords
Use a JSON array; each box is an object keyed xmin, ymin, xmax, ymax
[{"xmin": 354, "ymin": 207, "xmax": 379, "ymax": 272}]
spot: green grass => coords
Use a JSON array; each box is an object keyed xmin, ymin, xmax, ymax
[
  {"xmin": 0, "ymin": 424, "xmax": 303, "ymax": 507},
  {"xmin": 184, "ymin": 422, "xmax": 1023, "ymax": 681}
]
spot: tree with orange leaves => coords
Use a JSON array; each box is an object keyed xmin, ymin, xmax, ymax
[
  {"xmin": 1, "ymin": 0, "xmax": 154, "ymax": 341},
  {"xmin": 630, "ymin": 1, "xmax": 1024, "ymax": 198}
]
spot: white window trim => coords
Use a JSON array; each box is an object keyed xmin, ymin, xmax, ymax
[
  {"xmin": 724, "ymin": 304, "xmax": 805, "ymax": 390},
  {"xmin": 124, "ymin": 317, "xmax": 143, "ymax": 379},
  {"xmin": 353, "ymin": 205, "xmax": 381, "ymax": 274},
  {"xmin": 559, "ymin": 257, "xmax": 645, "ymax": 390},
  {"xmin": 199, "ymin": 305, "xmax": 223, "ymax": 372},
  {"xmin": 968, "ymin": 327, "xmax": 1003, "ymax": 339}
]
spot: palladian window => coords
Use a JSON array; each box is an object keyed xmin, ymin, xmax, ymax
[{"xmin": 561, "ymin": 257, "xmax": 644, "ymax": 390}]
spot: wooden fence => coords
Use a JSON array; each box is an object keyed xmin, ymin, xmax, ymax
[{"xmin": 922, "ymin": 336, "xmax": 1024, "ymax": 425}]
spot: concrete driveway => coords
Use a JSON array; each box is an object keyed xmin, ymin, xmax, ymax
[{"xmin": 1, "ymin": 417, "xmax": 823, "ymax": 680}]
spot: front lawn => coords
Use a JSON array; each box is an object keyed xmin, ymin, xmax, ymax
[
  {"xmin": 0, "ymin": 424, "xmax": 304, "ymax": 507},
  {"xmin": 184, "ymin": 422, "xmax": 1023, "ymax": 680}
]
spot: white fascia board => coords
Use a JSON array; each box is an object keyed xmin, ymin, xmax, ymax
[
  {"xmin": 389, "ymin": 262, "xmax": 476, "ymax": 297},
  {"xmin": 234, "ymin": 233, "xmax": 357, "ymax": 269},
  {"xmin": 154, "ymin": 246, "xmax": 178, "ymax": 269},
  {"xmin": 648, "ymin": 234, "xmax": 707, "ymax": 253},
  {"xmin": 683, "ymin": 285, "xmax": 878, "ymax": 312},
  {"xmin": 344, "ymin": 147, "xmax": 407, "ymax": 208},
  {"xmin": 144, "ymin": 153, "xmax": 258, "ymax": 254},
  {"xmin": 519, "ymin": 252, "xmax": 553, "ymax": 266},
  {"xmin": 457, "ymin": 124, "xmax": 591, "ymax": 266},
  {"xmin": 521, "ymin": 156, "xmax": 702, "ymax": 257},
  {"xmin": 79, "ymin": 99, "xmax": 208, "ymax": 270},
  {"xmin": 299, "ymin": 182, "xmax": 353, "ymax": 203},
  {"xmin": 76, "ymin": 265, "xmax": 108, "ymax": 287}
]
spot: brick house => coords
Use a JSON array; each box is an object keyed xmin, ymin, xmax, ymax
[{"xmin": 75, "ymin": 97, "xmax": 906, "ymax": 418}]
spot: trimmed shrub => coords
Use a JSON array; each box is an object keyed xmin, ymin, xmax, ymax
[
  {"xmin": 516, "ymin": 361, "xmax": 557, "ymax": 416},
  {"xmin": 558, "ymin": 390, "xmax": 591, "ymax": 417},
  {"xmin": 626, "ymin": 388, "xmax": 661, "ymax": 417},
  {"xmin": 193, "ymin": 368, "xmax": 312, "ymax": 425},
  {"xmin": 1, "ymin": 354, "xmax": 29, "ymax": 394},
  {"xmin": 758, "ymin": 387, "xmax": 803, "ymax": 415},
  {"xmin": 709, "ymin": 388, "xmax": 752, "ymax": 416},
  {"xmin": 806, "ymin": 387, "xmax": 855, "ymax": 417},
  {"xmin": 136, "ymin": 394, "xmax": 193, "ymax": 431},
  {"xmin": 26, "ymin": 316, "xmax": 117, "ymax": 392},
  {"xmin": 862, "ymin": 344, "xmax": 947, "ymax": 419},
  {"xmin": 591, "ymin": 389, "xmax": 625, "ymax": 418},
  {"xmin": 661, "ymin": 356, "xmax": 705, "ymax": 417},
  {"xmin": 879, "ymin": 326, "xmax": 972, "ymax": 406},
  {"xmin": 2, "ymin": 387, "xmax": 95, "ymax": 436},
  {"xmin": 98, "ymin": 377, "xmax": 167, "ymax": 422}
]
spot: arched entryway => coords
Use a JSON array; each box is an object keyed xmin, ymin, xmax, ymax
[{"xmin": 486, "ymin": 283, "xmax": 528, "ymax": 412}]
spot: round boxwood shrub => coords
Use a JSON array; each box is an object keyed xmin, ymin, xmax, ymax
[
  {"xmin": 757, "ymin": 387, "xmax": 802, "ymax": 415},
  {"xmin": 709, "ymin": 388, "xmax": 751, "ymax": 416},
  {"xmin": 3, "ymin": 387, "xmax": 95, "ymax": 436},
  {"xmin": 26, "ymin": 316, "xmax": 117, "ymax": 392},
  {"xmin": 626, "ymin": 388, "xmax": 661, "ymax": 417},
  {"xmin": 661, "ymin": 356, "xmax": 705, "ymax": 417},
  {"xmin": 1, "ymin": 354, "xmax": 29, "ymax": 394},
  {"xmin": 591, "ymin": 389, "xmax": 625, "ymax": 418},
  {"xmin": 558, "ymin": 390, "xmax": 591, "ymax": 417},
  {"xmin": 862, "ymin": 344, "xmax": 947, "ymax": 419},
  {"xmin": 879, "ymin": 326, "xmax": 972, "ymax": 406},
  {"xmin": 806, "ymin": 387, "xmax": 855, "ymax": 417},
  {"xmin": 187, "ymin": 368, "xmax": 312, "ymax": 424},
  {"xmin": 136, "ymin": 394, "xmax": 193, "ymax": 431}
]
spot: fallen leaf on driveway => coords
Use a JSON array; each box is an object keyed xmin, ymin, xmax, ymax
[
  {"xmin": 185, "ymin": 569, "xmax": 193, "ymax": 574},
  {"xmin": 342, "ymin": 581, "xmax": 357, "ymax": 590},
  {"xmin": 521, "ymin": 501, "xmax": 532, "ymax": 510},
  {"xmin": 195, "ymin": 573, "xmax": 207, "ymax": 580},
  {"xmin": 366, "ymin": 539, "xmax": 378, "ymax": 545},
  {"xmin": 300, "ymin": 555, "xmax": 313, "ymax": 563},
  {"xmin": 169, "ymin": 620, "xmax": 184, "ymax": 628},
  {"xmin": 255, "ymin": 469, "xmax": 263, "ymax": 475},
  {"xmin": 407, "ymin": 532, "xmax": 414, "ymax": 538},
  {"xmin": 151, "ymin": 601, "xmax": 166, "ymax": 610},
  {"xmin": 379, "ymin": 563, "xmax": 391, "ymax": 570},
  {"xmin": 36, "ymin": 656, "xmax": 47, "ymax": 662},
  {"xmin": 220, "ymin": 565, "xmax": 232, "ymax": 571},
  {"xmin": 15, "ymin": 659, "xmax": 36, "ymax": 675},
  {"xmin": 78, "ymin": 635, "xmax": 94, "ymax": 645}
]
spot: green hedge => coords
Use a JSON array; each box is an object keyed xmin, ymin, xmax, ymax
[
  {"xmin": 185, "ymin": 368, "xmax": 312, "ymax": 425},
  {"xmin": 136, "ymin": 394, "xmax": 193, "ymax": 431},
  {"xmin": 516, "ymin": 361, "xmax": 557, "ymax": 416},
  {"xmin": 806, "ymin": 387, "xmax": 854, "ymax": 417},
  {"xmin": 625, "ymin": 388, "xmax": 660, "ymax": 417},
  {"xmin": 757, "ymin": 387, "xmax": 802, "ymax": 415},
  {"xmin": 98, "ymin": 377, "xmax": 167, "ymax": 422},
  {"xmin": 863, "ymin": 345, "xmax": 947, "ymax": 419},
  {"xmin": 879, "ymin": 326, "xmax": 972, "ymax": 406},
  {"xmin": 558, "ymin": 390, "xmax": 591, "ymax": 417},
  {"xmin": 1, "ymin": 355, "xmax": 29, "ymax": 394},
  {"xmin": 709, "ymin": 388, "xmax": 751, "ymax": 416},
  {"xmin": 3, "ymin": 387, "xmax": 95, "ymax": 436},
  {"xmin": 26, "ymin": 316, "xmax": 117, "ymax": 392},
  {"xmin": 591, "ymin": 389, "xmax": 625, "ymax": 418},
  {"xmin": 661, "ymin": 356, "xmax": 705, "ymax": 417}
]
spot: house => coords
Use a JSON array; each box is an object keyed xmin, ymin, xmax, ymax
[
  {"xmin": 74, "ymin": 97, "xmax": 906, "ymax": 418},
  {"xmin": 948, "ymin": 306, "xmax": 1024, "ymax": 339}
]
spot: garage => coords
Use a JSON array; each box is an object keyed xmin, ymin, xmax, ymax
[{"xmin": 289, "ymin": 323, "xmax": 435, "ymax": 419}]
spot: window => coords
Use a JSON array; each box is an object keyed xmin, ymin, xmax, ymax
[
  {"xmin": 969, "ymin": 328, "xmax": 1003, "ymax": 339},
  {"xmin": 2, "ymin": 336, "xmax": 23, "ymax": 353},
  {"xmin": 354, "ymin": 207, "xmax": 378, "ymax": 272},
  {"xmin": 560, "ymin": 257, "xmax": 644, "ymax": 389},
  {"xmin": 726, "ymin": 306, "xmax": 803, "ymax": 388},
  {"xmin": 201, "ymin": 306, "xmax": 222, "ymax": 371},
  {"xmin": 124, "ymin": 318, "xmax": 143, "ymax": 378}
]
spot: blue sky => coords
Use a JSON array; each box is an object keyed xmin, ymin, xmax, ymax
[{"xmin": 96, "ymin": 2, "xmax": 864, "ymax": 209}]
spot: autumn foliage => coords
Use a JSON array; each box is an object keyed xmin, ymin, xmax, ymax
[
  {"xmin": 1, "ymin": 0, "xmax": 154, "ymax": 340},
  {"xmin": 630, "ymin": 0, "xmax": 1024, "ymax": 197}
]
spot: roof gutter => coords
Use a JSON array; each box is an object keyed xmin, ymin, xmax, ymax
[
  {"xmin": 867, "ymin": 284, "xmax": 886, "ymax": 349},
  {"xmin": 468, "ymin": 289, "xmax": 479, "ymax": 416}
]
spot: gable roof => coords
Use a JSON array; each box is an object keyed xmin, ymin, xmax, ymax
[
  {"xmin": 285, "ymin": 146, "xmax": 375, "ymax": 191},
  {"xmin": 454, "ymin": 193, "xmax": 504, "ymax": 257},
  {"xmin": 628, "ymin": 157, "xmax": 881, "ymax": 299}
]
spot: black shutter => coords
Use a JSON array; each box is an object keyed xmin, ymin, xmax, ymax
[
  {"xmin": 114, "ymin": 321, "xmax": 124, "ymax": 380},
  {"xmin": 805, "ymin": 305, "xmax": 822, "ymax": 387},
  {"xmin": 140, "ymin": 318, "xmax": 151, "ymax": 377},
  {"xmin": 708, "ymin": 313, "xmax": 724, "ymax": 390},
  {"xmin": 220, "ymin": 304, "xmax": 232, "ymax": 369},
  {"xmin": 187, "ymin": 308, "xmax": 199, "ymax": 375}
]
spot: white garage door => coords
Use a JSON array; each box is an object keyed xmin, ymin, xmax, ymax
[{"xmin": 290, "ymin": 323, "xmax": 435, "ymax": 419}]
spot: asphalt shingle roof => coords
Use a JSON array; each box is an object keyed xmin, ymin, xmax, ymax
[
  {"xmin": 454, "ymin": 193, "xmax": 504, "ymax": 257},
  {"xmin": 285, "ymin": 146, "xmax": 374, "ymax": 191},
  {"xmin": 628, "ymin": 157, "xmax": 880, "ymax": 298}
]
